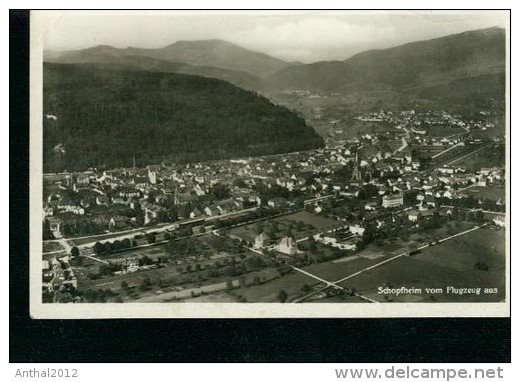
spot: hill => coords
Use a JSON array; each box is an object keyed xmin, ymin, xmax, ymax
[
  {"xmin": 45, "ymin": 39, "xmax": 289, "ymax": 78},
  {"xmin": 266, "ymin": 27, "xmax": 505, "ymax": 98},
  {"xmin": 43, "ymin": 63, "xmax": 323, "ymax": 172},
  {"xmin": 45, "ymin": 51, "xmax": 263, "ymax": 90}
]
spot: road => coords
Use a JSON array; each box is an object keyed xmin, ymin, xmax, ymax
[
  {"xmin": 290, "ymin": 266, "xmax": 341, "ymax": 288},
  {"xmin": 394, "ymin": 127, "xmax": 409, "ymax": 154},
  {"xmin": 58, "ymin": 238, "xmax": 72, "ymax": 253},
  {"xmin": 395, "ymin": 137, "xmax": 408, "ymax": 153}
]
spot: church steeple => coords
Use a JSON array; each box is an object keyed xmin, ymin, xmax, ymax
[{"xmin": 351, "ymin": 151, "xmax": 362, "ymax": 182}]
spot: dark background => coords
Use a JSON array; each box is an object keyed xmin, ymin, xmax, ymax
[{"xmin": 10, "ymin": 9, "xmax": 511, "ymax": 363}]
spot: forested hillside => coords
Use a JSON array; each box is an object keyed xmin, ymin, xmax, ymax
[{"xmin": 43, "ymin": 63, "xmax": 323, "ymax": 172}]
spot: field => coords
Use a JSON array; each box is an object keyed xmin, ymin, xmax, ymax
[
  {"xmin": 332, "ymin": 228, "xmax": 506, "ymax": 303},
  {"xmin": 279, "ymin": 211, "xmax": 342, "ymax": 229},
  {"xmin": 96, "ymin": 245, "xmax": 169, "ymax": 263},
  {"xmin": 253, "ymin": 225, "xmax": 503, "ymax": 304},
  {"xmin": 424, "ymin": 126, "xmax": 466, "ymax": 137},
  {"xmin": 447, "ymin": 143, "xmax": 505, "ymax": 172},
  {"xmin": 137, "ymin": 268, "xmax": 280, "ymax": 302},
  {"xmin": 264, "ymin": 89, "xmax": 422, "ymax": 140},
  {"xmin": 227, "ymin": 210, "xmax": 343, "ymax": 243},
  {"xmin": 358, "ymin": 139, "xmax": 403, "ymax": 157},
  {"xmin": 426, "ymin": 143, "xmax": 487, "ymax": 169},
  {"xmin": 465, "ymin": 186, "xmax": 505, "ymax": 202},
  {"xmin": 235, "ymin": 270, "xmax": 321, "ymax": 302},
  {"xmin": 237, "ymin": 242, "xmax": 407, "ymax": 303},
  {"xmin": 42, "ymin": 241, "xmax": 65, "ymax": 253}
]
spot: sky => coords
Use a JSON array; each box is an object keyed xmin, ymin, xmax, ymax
[{"xmin": 37, "ymin": 10, "xmax": 509, "ymax": 63}]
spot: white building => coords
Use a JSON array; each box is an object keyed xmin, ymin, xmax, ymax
[
  {"xmin": 382, "ymin": 193, "xmax": 404, "ymax": 208},
  {"xmin": 275, "ymin": 236, "xmax": 299, "ymax": 255},
  {"xmin": 349, "ymin": 225, "xmax": 366, "ymax": 236}
]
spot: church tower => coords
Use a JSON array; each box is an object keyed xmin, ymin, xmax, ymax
[{"xmin": 351, "ymin": 152, "xmax": 362, "ymax": 182}]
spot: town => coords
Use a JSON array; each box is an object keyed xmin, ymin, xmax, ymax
[{"xmin": 42, "ymin": 106, "xmax": 506, "ymax": 304}]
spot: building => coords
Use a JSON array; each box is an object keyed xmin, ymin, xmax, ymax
[
  {"xmin": 43, "ymin": 257, "xmax": 78, "ymax": 292},
  {"xmin": 408, "ymin": 211, "xmax": 422, "ymax": 222},
  {"xmin": 275, "ymin": 236, "xmax": 299, "ymax": 255},
  {"xmin": 76, "ymin": 174, "xmax": 90, "ymax": 185},
  {"xmin": 349, "ymin": 225, "xmax": 366, "ymax": 236},
  {"xmin": 109, "ymin": 216, "xmax": 127, "ymax": 230},
  {"xmin": 148, "ymin": 170, "xmax": 157, "ymax": 185},
  {"xmin": 493, "ymin": 216, "xmax": 506, "ymax": 227},
  {"xmin": 96, "ymin": 195, "xmax": 109, "ymax": 206},
  {"xmin": 254, "ymin": 232, "xmax": 269, "ymax": 249},
  {"xmin": 351, "ymin": 152, "xmax": 362, "ymax": 182},
  {"xmin": 47, "ymin": 217, "xmax": 61, "ymax": 235},
  {"xmin": 147, "ymin": 165, "xmax": 160, "ymax": 185},
  {"xmin": 267, "ymin": 197, "xmax": 289, "ymax": 209},
  {"xmin": 382, "ymin": 193, "xmax": 404, "ymax": 208}
]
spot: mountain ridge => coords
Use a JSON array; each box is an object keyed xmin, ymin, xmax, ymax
[
  {"xmin": 45, "ymin": 39, "xmax": 290, "ymax": 78},
  {"xmin": 266, "ymin": 27, "xmax": 505, "ymax": 92}
]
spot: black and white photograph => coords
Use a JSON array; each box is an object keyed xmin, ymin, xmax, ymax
[{"xmin": 30, "ymin": 10, "xmax": 510, "ymax": 318}]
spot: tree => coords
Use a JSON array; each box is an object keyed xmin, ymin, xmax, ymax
[
  {"xmin": 121, "ymin": 281, "xmax": 129, "ymax": 289},
  {"xmin": 70, "ymin": 255, "xmax": 83, "ymax": 267},
  {"xmin": 146, "ymin": 232, "xmax": 157, "ymax": 244},
  {"xmin": 70, "ymin": 246, "xmax": 80, "ymax": 258},
  {"xmin": 209, "ymin": 183, "xmax": 231, "ymax": 200},
  {"xmin": 277, "ymin": 289, "xmax": 288, "ymax": 303},
  {"xmin": 301, "ymin": 284, "xmax": 312, "ymax": 293},
  {"xmin": 112, "ymin": 240, "xmax": 123, "ymax": 252},
  {"xmin": 42, "ymin": 219, "xmax": 54, "ymax": 240},
  {"xmin": 139, "ymin": 255, "xmax": 154, "ymax": 266},
  {"xmin": 178, "ymin": 204, "xmax": 191, "ymax": 219},
  {"xmin": 233, "ymin": 178, "xmax": 246, "ymax": 188},
  {"xmin": 93, "ymin": 241, "xmax": 106, "ymax": 255},
  {"xmin": 474, "ymin": 261, "xmax": 489, "ymax": 271},
  {"xmin": 361, "ymin": 224, "xmax": 377, "ymax": 246},
  {"xmin": 122, "ymin": 238, "xmax": 131, "ymax": 248},
  {"xmin": 140, "ymin": 277, "xmax": 153, "ymax": 291},
  {"xmin": 255, "ymin": 224, "xmax": 264, "ymax": 235},
  {"xmin": 309, "ymin": 238, "xmax": 318, "ymax": 254}
]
